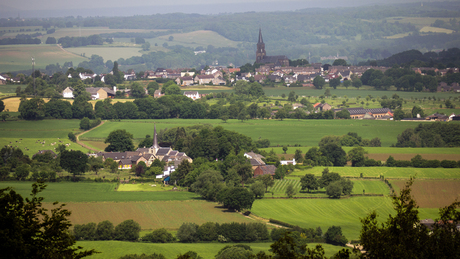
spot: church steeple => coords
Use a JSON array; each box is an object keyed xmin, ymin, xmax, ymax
[
  {"xmin": 258, "ymin": 28, "xmax": 263, "ymax": 44},
  {"xmin": 256, "ymin": 28, "xmax": 266, "ymax": 63}
]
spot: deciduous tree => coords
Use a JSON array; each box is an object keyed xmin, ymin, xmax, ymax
[{"xmin": 104, "ymin": 129, "xmax": 134, "ymax": 152}]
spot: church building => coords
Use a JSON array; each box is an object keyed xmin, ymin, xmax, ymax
[{"xmin": 255, "ymin": 29, "xmax": 289, "ymax": 67}]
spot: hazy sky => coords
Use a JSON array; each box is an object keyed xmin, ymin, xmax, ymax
[
  {"xmin": 2, "ymin": 0, "xmax": 434, "ymax": 10},
  {"xmin": 0, "ymin": 0, "xmax": 445, "ymax": 18}
]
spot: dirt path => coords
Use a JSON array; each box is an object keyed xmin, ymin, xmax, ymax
[{"xmin": 75, "ymin": 120, "xmax": 106, "ymax": 152}]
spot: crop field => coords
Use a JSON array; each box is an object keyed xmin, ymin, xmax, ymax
[
  {"xmin": 0, "ymin": 44, "xmax": 87, "ymax": 72},
  {"xmin": 420, "ymin": 26, "xmax": 454, "ymax": 34},
  {"xmin": 351, "ymin": 180, "xmax": 389, "ymax": 195},
  {"xmin": 157, "ymin": 30, "xmax": 240, "ymax": 48},
  {"xmin": 0, "ymin": 182, "xmax": 199, "ymax": 202},
  {"xmin": 65, "ymin": 46, "xmax": 143, "ymax": 61},
  {"xmin": 77, "ymin": 241, "xmax": 346, "ymax": 259},
  {"xmin": 45, "ymin": 200, "xmax": 251, "ymax": 230},
  {"xmin": 251, "ymin": 197, "xmax": 440, "ymax": 241},
  {"xmin": 81, "ymin": 119, "xmax": 420, "ymax": 147},
  {"xmin": 0, "ymin": 85, "xmax": 20, "ymax": 95},
  {"xmin": 391, "ymin": 180, "xmax": 460, "ymax": 208},
  {"xmin": 290, "ymin": 166, "xmax": 460, "ymax": 179}
]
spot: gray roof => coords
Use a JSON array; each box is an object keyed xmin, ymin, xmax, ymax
[
  {"xmin": 103, "ymin": 152, "xmax": 127, "ymax": 160},
  {"xmin": 156, "ymin": 147, "xmax": 171, "ymax": 156}
]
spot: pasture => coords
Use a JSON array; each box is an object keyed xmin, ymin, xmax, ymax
[
  {"xmin": 77, "ymin": 241, "xmax": 346, "ymax": 259},
  {"xmin": 0, "ymin": 119, "xmax": 90, "ymax": 156},
  {"xmin": 251, "ymin": 197, "xmax": 440, "ymax": 241},
  {"xmin": 0, "ymin": 44, "xmax": 87, "ymax": 72},
  {"xmin": 391, "ymin": 180, "xmax": 460, "ymax": 208},
  {"xmin": 290, "ymin": 166, "xmax": 460, "ymax": 179},
  {"xmin": 117, "ymin": 183, "xmax": 176, "ymax": 192},
  {"xmin": 0, "ymin": 182, "xmax": 199, "ymax": 202},
  {"xmin": 81, "ymin": 119, "xmax": 420, "ymax": 147}
]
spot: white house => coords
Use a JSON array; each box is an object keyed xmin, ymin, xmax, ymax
[
  {"xmin": 62, "ymin": 87, "xmax": 74, "ymax": 98},
  {"xmin": 184, "ymin": 91, "xmax": 200, "ymax": 100},
  {"xmin": 79, "ymin": 73, "xmax": 96, "ymax": 80},
  {"xmin": 280, "ymin": 158, "xmax": 296, "ymax": 166}
]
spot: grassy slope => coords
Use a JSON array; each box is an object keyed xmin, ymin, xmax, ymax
[
  {"xmin": 251, "ymin": 197, "xmax": 439, "ymax": 241},
  {"xmin": 81, "ymin": 119, "xmax": 419, "ymax": 147},
  {"xmin": 77, "ymin": 241, "xmax": 345, "ymax": 259}
]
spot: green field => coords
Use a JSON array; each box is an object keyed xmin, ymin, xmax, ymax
[
  {"xmin": 156, "ymin": 30, "xmax": 241, "ymax": 48},
  {"xmin": 251, "ymin": 197, "xmax": 440, "ymax": 241},
  {"xmin": 0, "ymin": 182, "xmax": 199, "ymax": 202},
  {"xmin": 0, "ymin": 119, "xmax": 91, "ymax": 156},
  {"xmin": 290, "ymin": 166, "xmax": 460, "ymax": 179},
  {"xmin": 117, "ymin": 183, "xmax": 177, "ymax": 192},
  {"xmin": 0, "ymin": 44, "xmax": 87, "ymax": 72},
  {"xmin": 80, "ymin": 119, "xmax": 420, "ymax": 147},
  {"xmin": 77, "ymin": 241, "xmax": 346, "ymax": 259},
  {"xmin": 266, "ymin": 178, "xmax": 389, "ymax": 197}
]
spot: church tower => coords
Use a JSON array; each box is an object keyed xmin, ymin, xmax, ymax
[
  {"xmin": 256, "ymin": 28, "xmax": 266, "ymax": 63},
  {"xmin": 149, "ymin": 123, "xmax": 160, "ymax": 155}
]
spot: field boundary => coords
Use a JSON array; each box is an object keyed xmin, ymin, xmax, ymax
[{"xmin": 76, "ymin": 120, "xmax": 106, "ymax": 152}]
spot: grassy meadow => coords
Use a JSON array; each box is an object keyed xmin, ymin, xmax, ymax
[
  {"xmin": 81, "ymin": 119, "xmax": 420, "ymax": 147},
  {"xmin": 65, "ymin": 46, "xmax": 143, "ymax": 61},
  {"xmin": 0, "ymin": 44, "xmax": 87, "ymax": 72},
  {"xmin": 77, "ymin": 241, "xmax": 346, "ymax": 259},
  {"xmin": 251, "ymin": 196, "xmax": 440, "ymax": 241}
]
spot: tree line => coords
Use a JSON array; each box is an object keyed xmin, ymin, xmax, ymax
[{"xmin": 0, "ymin": 34, "xmax": 41, "ymax": 45}]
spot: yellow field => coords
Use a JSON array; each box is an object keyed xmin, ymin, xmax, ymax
[{"xmin": 420, "ymin": 26, "xmax": 454, "ymax": 34}]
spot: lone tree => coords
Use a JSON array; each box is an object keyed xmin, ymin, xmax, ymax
[
  {"xmin": 104, "ymin": 129, "xmax": 134, "ymax": 152},
  {"xmin": 300, "ymin": 174, "xmax": 318, "ymax": 193},
  {"xmin": 60, "ymin": 150, "xmax": 88, "ymax": 179},
  {"xmin": 0, "ymin": 181, "xmax": 97, "ymax": 258}
]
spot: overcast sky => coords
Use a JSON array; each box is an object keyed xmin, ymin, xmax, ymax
[
  {"xmin": 3, "ymin": 0, "xmax": 439, "ymax": 10},
  {"xmin": 0, "ymin": 0, "xmax": 446, "ymax": 17}
]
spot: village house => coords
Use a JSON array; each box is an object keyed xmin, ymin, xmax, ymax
[
  {"xmin": 62, "ymin": 87, "xmax": 75, "ymax": 98},
  {"xmin": 175, "ymin": 76, "xmax": 194, "ymax": 86},
  {"xmin": 194, "ymin": 75, "xmax": 214, "ymax": 85},
  {"xmin": 314, "ymin": 103, "xmax": 332, "ymax": 112},
  {"xmin": 253, "ymin": 165, "xmax": 277, "ymax": 177},
  {"xmin": 153, "ymin": 90, "xmax": 164, "ymax": 98},
  {"xmin": 85, "ymin": 87, "xmax": 116, "ymax": 100},
  {"xmin": 184, "ymin": 91, "xmax": 200, "ymax": 100}
]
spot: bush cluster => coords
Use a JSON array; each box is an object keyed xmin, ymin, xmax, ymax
[
  {"xmin": 73, "ymin": 219, "xmax": 140, "ymax": 241},
  {"xmin": 176, "ymin": 222, "xmax": 269, "ymax": 243}
]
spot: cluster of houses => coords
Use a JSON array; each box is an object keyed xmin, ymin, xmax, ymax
[{"xmin": 91, "ymin": 125, "xmax": 192, "ymax": 183}]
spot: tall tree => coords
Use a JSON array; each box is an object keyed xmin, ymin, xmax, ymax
[
  {"xmin": 0, "ymin": 181, "xmax": 97, "ymax": 258},
  {"xmin": 104, "ymin": 129, "xmax": 134, "ymax": 152},
  {"xmin": 60, "ymin": 150, "xmax": 88, "ymax": 178}
]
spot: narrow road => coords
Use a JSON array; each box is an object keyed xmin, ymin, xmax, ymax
[{"xmin": 75, "ymin": 120, "xmax": 106, "ymax": 152}]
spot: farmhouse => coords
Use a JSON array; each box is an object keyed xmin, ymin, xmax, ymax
[
  {"xmin": 253, "ymin": 165, "xmax": 276, "ymax": 177},
  {"xmin": 314, "ymin": 103, "xmax": 332, "ymax": 112},
  {"xmin": 334, "ymin": 107, "xmax": 393, "ymax": 119},
  {"xmin": 62, "ymin": 87, "xmax": 75, "ymax": 98},
  {"xmin": 244, "ymin": 151, "xmax": 266, "ymax": 170},
  {"xmin": 85, "ymin": 87, "xmax": 116, "ymax": 100}
]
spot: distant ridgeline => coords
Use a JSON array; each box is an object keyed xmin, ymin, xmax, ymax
[{"xmin": 395, "ymin": 122, "xmax": 460, "ymax": 147}]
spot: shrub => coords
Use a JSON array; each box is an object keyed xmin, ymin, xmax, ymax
[
  {"xmin": 324, "ymin": 226, "xmax": 347, "ymax": 246},
  {"xmin": 96, "ymin": 220, "xmax": 114, "ymax": 240},
  {"xmin": 176, "ymin": 222, "xmax": 199, "ymax": 243},
  {"xmin": 143, "ymin": 228, "xmax": 175, "ymax": 243},
  {"xmin": 73, "ymin": 222, "xmax": 97, "ymax": 241},
  {"xmin": 114, "ymin": 219, "xmax": 141, "ymax": 241}
]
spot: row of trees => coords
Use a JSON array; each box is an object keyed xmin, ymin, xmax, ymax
[{"xmin": 73, "ymin": 220, "xmax": 140, "ymax": 241}]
